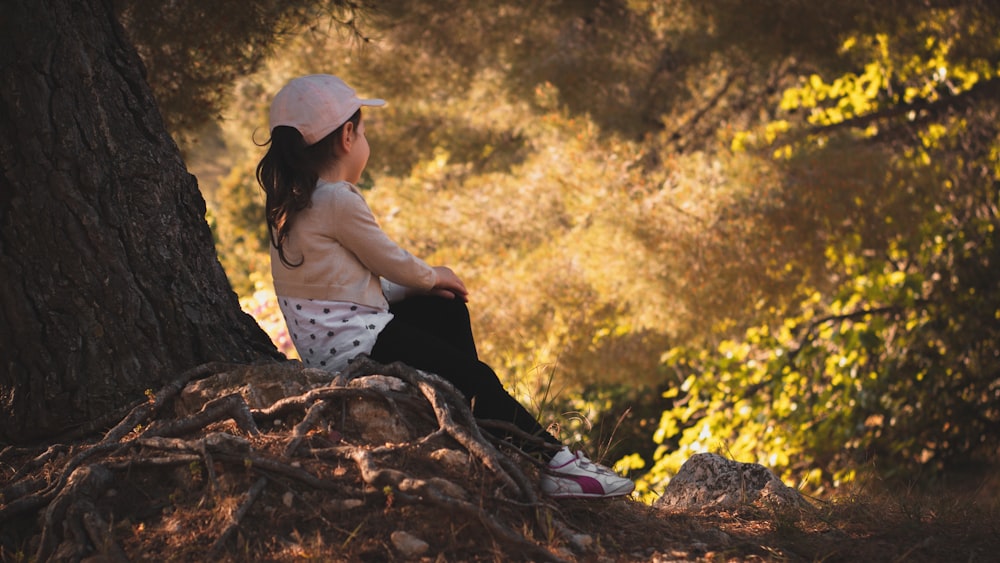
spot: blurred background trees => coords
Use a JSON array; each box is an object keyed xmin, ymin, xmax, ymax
[{"xmin": 122, "ymin": 0, "xmax": 1000, "ymax": 498}]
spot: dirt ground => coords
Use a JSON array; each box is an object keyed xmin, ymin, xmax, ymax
[
  {"xmin": 5, "ymin": 431, "xmax": 997, "ymax": 561},
  {"xmin": 2, "ymin": 361, "xmax": 998, "ymax": 562}
]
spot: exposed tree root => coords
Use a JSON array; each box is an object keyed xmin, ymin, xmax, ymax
[
  {"xmin": 144, "ymin": 393, "xmax": 260, "ymax": 438},
  {"xmin": 2, "ymin": 444, "xmax": 70, "ymax": 482},
  {"xmin": 36, "ymin": 464, "xmax": 115, "ymax": 561},
  {"xmin": 350, "ymin": 447, "xmax": 565, "ymax": 563},
  {"xmin": 0, "ymin": 358, "xmax": 578, "ymax": 561},
  {"xmin": 210, "ymin": 476, "xmax": 268, "ymax": 557},
  {"xmin": 284, "ymin": 399, "xmax": 328, "ymax": 457},
  {"xmin": 82, "ymin": 509, "xmax": 129, "ymax": 563},
  {"xmin": 343, "ymin": 357, "xmax": 538, "ymax": 502},
  {"xmin": 102, "ymin": 362, "xmax": 240, "ymax": 443}
]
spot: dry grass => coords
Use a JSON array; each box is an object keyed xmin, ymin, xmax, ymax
[
  {"xmin": 2, "ymin": 360, "xmax": 998, "ymax": 562},
  {"xmin": 4, "ymin": 439, "xmax": 997, "ymax": 562}
]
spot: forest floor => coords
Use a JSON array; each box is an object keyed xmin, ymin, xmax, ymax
[
  {"xmin": 1, "ymin": 361, "xmax": 998, "ymax": 562},
  {"xmin": 4, "ymin": 452, "xmax": 998, "ymax": 563}
]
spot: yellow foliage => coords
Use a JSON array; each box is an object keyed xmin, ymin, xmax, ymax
[{"xmin": 196, "ymin": 3, "xmax": 1000, "ymax": 502}]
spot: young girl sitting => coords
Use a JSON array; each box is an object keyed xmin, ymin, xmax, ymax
[{"xmin": 256, "ymin": 74, "xmax": 633, "ymax": 499}]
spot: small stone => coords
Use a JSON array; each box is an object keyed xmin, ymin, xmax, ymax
[
  {"xmin": 349, "ymin": 374, "xmax": 407, "ymax": 393},
  {"xmin": 569, "ymin": 533, "xmax": 593, "ymax": 551},
  {"xmin": 390, "ymin": 530, "xmax": 429, "ymax": 558},
  {"xmin": 429, "ymin": 448, "xmax": 470, "ymax": 472},
  {"xmin": 203, "ymin": 432, "xmax": 250, "ymax": 453},
  {"xmin": 427, "ymin": 477, "xmax": 467, "ymax": 499},
  {"xmin": 327, "ymin": 498, "xmax": 364, "ymax": 511},
  {"xmin": 349, "ymin": 400, "xmax": 411, "ymax": 444}
]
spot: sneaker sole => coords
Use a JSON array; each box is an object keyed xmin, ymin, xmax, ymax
[{"xmin": 545, "ymin": 483, "xmax": 635, "ymax": 499}]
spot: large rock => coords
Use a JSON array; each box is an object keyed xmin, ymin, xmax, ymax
[
  {"xmin": 346, "ymin": 376, "xmax": 413, "ymax": 444},
  {"xmin": 654, "ymin": 453, "xmax": 807, "ymax": 511}
]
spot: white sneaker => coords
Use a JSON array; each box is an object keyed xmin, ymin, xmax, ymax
[{"xmin": 540, "ymin": 447, "xmax": 635, "ymax": 499}]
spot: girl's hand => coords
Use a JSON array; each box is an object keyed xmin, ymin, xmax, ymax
[{"xmin": 431, "ymin": 266, "xmax": 469, "ymax": 302}]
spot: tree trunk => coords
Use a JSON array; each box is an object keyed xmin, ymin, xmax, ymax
[{"xmin": 0, "ymin": 0, "xmax": 281, "ymax": 443}]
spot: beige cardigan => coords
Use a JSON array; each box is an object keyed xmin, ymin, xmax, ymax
[{"xmin": 270, "ymin": 181, "xmax": 437, "ymax": 310}]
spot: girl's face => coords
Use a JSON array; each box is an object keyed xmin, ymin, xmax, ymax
[{"xmin": 343, "ymin": 118, "xmax": 370, "ymax": 184}]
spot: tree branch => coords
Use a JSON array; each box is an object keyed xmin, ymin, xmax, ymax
[{"xmin": 797, "ymin": 77, "xmax": 1000, "ymax": 140}]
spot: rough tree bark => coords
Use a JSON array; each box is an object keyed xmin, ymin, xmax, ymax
[{"xmin": 0, "ymin": 0, "xmax": 280, "ymax": 443}]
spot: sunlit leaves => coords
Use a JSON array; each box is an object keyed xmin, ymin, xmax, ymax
[
  {"xmin": 776, "ymin": 15, "xmax": 998, "ymax": 137},
  {"xmin": 639, "ymin": 122, "xmax": 999, "ymax": 493},
  {"xmin": 188, "ymin": 0, "xmax": 1000, "ymax": 499},
  {"xmin": 639, "ymin": 257, "xmax": 929, "ymax": 496}
]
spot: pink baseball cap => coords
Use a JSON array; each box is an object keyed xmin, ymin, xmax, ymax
[{"xmin": 268, "ymin": 74, "xmax": 385, "ymax": 145}]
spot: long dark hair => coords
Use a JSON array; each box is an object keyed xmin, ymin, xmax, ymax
[{"xmin": 256, "ymin": 109, "xmax": 362, "ymax": 267}]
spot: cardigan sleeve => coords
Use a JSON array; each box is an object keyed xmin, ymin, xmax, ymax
[{"xmin": 327, "ymin": 186, "xmax": 437, "ymax": 291}]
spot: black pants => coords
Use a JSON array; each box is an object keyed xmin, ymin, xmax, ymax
[{"xmin": 370, "ymin": 296, "xmax": 561, "ymax": 455}]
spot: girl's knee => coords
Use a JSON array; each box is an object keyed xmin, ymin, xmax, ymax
[{"xmin": 407, "ymin": 295, "xmax": 471, "ymax": 323}]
